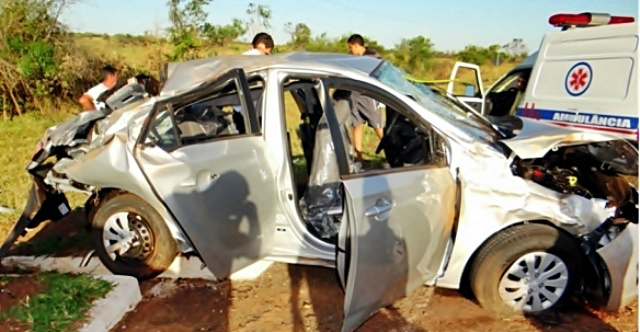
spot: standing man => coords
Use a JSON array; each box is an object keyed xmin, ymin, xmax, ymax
[
  {"xmin": 78, "ymin": 65, "xmax": 118, "ymax": 111},
  {"xmin": 237, "ymin": 33, "xmax": 274, "ymax": 130},
  {"xmin": 243, "ymin": 32, "xmax": 274, "ymax": 55},
  {"xmin": 347, "ymin": 34, "xmax": 383, "ymax": 162}
]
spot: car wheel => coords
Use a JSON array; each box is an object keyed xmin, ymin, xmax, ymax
[
  {"xmin": 92, "ymin": 192, "xmax": 177, "ymax": 279},
  {"xmin": 470, "ymin": 223, "xmax": 582, "ymax": 315}
]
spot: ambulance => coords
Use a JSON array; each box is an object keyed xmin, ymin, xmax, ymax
[{"xmin": 448, "ymin": 13, "xmax": 639, "ymax": 142}]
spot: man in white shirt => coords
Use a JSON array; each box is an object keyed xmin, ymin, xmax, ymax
[
  {"xmin": 243, "ymin": 33, "xmax": 274, "ymax": 56},
  {"xmin": 78, "ymin": 65, "xmax": 118, "ymax": 111},
  {"xmin": 235, "ymin": 33, "xmax": 274, "ymax": 117}
]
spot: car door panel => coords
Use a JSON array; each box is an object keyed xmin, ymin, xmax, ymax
[
  {"xmin": 340, "ymin": 167, "xmax": 456, "ymax": 332},
  {"xmin": 137, "ymin": 136, "xmax": 276, "ymax": 279},
  {"xmin": 448, "ymin": 62, "xmax": 484, "ymax": 113},
  {"xmin": 316, "ymin": 78, "xmax": 457, "ymax": 332},
  {"xmin": 135, "ymin": 69, "xmax": 275, "ymax": 280}
]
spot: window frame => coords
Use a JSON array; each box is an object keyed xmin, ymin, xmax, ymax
[
  {"xmin": 320, "ymin": 77, "xmax": 450, "ymax": 180},
  {"xmin": 137, "ymin": 69, "xmax": 262, "ymax": 153}
]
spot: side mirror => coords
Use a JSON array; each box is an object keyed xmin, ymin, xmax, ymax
[{"xmin": 464, "ymin": 85, "xmax": 475, "ymax": 97}]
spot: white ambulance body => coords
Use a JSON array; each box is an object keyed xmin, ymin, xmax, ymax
[{"xmin": 449, "ymin": 13, "xmax": 638, "ymax": 141}]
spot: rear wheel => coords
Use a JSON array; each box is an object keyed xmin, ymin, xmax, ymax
[
  {"xmin": 91, "ymin": 192, "xmax": 177, "ymax": 279},
  {"xmin": 470, "ymin": 223, "xmax": 582, "ymax": 315}
]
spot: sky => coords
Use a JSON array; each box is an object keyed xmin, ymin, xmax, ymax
[{"xmin": 62, "ymin": 0, "xmax": 639, "ymax": 52}]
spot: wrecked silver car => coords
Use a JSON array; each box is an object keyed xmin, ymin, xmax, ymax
[{"xmin": 2, "ymin": 53, "xmax": 638, "ymax": 332}]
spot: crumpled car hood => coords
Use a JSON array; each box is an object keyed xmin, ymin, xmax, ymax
[{"xmin": 498, "ymin": 117, "xmax": 637, "ymax": 159}]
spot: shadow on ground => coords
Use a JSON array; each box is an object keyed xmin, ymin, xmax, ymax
[
  {"xmin": 110, "ymin": 263, "xmax": 638, "ymax": 332},
  {"xmin": 3, "ymin": 208, "xmax": 92, "ymax": 258}
]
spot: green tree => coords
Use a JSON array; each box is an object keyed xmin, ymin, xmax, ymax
[
  {"xmin": 290, "ymin": 23, "xmax": 311, "ymax": 49},
  {"xmin": 391, "ymin": 36, "xmax": 434, "ymax": 74},
  {"xmin": 166, "ymin": 0, "xmax": 212, "ymax": 60},
  {"xmin": 246, "ymin": 3, "xmax": 271, "ymax": 36},
  {"xmin": 457, "ymin": 45, "xmax": 488, "ymax": 65},
  {"xmin": 203, "ymin": 18, "xmax": 248, "ymax": 47},
  {"xmin": 502, "ymin": 38, "xmax": 528, "ymax": 61},
  {"xmin": 0, "ymin": 0, "xmax": 77, "ymax": 116},
  {"xmin": 305, "ymin": 33, "xmax": 346, "ymax": 53},
  {"xmin": 457, "ymin": 44, "xmax": 509, "ymax": 65}
]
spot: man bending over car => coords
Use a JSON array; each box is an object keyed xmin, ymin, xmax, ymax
[
  {"xmin": 347, "ymin": 34, "xmax": 384, "ymax": 162},
  {"xmin": 78, "ymin": 65, "xmax": 118, "ymax": 111}
]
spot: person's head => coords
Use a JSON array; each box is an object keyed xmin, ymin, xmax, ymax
[
  {"xmin": 251, "ymin": 32, "xmax": 274, "ymax": 55},
  {"xmin": 516, "ymin": 72, "xmax": 530, "ymax": 92},
  {"xmin": 102, "ymin": 65, "xmax": 118, "ymax": 89},
  {"xmin": 347, "ymin": 34, "xmax": 366, "ymax": 56}
]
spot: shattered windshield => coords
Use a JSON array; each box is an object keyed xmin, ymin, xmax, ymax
[{"xmin": 371, "ymin": 61, "xmax": 497, "ymax": 142}]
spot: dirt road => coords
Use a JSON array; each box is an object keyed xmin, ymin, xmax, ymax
[{"xmin": 112, "ymin": 263, "xmax": 638, "ymax": 332}]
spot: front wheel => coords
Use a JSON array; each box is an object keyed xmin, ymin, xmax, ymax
[
  {"xmin": 470, "ymin": 223, "xmax": 583, "ymax": 315},
  {"xmin": 91, "ymin": 192, "xmax": 177, "ymax": 279}
]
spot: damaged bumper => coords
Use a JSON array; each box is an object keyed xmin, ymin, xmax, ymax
[
  {"xmin": 0, "ymin": 165, "xmax": 71, "ymax": 258},
  {"xmin": 594, "ymin": 222, "xmax": 639, "ymax": 310}
]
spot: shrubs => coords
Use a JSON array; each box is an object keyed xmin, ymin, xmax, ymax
[
  {"xmin": 0, "ymin": 0, "xmax": 153, "ymax": 118},
  {"xmin": 0, "ymin": 0, "xmax": 524, "ymax": 118}
]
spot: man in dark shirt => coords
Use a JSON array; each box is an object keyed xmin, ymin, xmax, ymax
[{"xmin": 347, "ymin": 34, "xmax": 384, "ymax": 162}]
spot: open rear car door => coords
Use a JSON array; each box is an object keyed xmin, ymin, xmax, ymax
[{"xmin": 135, "ymin": 69, "xmax": 277, "ymax": 279}]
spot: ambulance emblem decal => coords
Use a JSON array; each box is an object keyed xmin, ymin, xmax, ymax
[{"xmin": 565, "ymin": 62, "xmax": 592, "ymax": 97}]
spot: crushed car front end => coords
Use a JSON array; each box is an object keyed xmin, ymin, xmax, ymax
[
  {"xmin": 435, "ymin": 114, "xmax": 639, "ymax": 312},
  {"xmin": 0, "ymin": 77, "xmax": 195, "ymax": 258},
  {"xmin": 502, "ymin": 117, "xmax": 639, "ymax": 310}
]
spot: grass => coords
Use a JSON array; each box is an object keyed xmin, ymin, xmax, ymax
[
  {"xmin": 0, "ymin": 110, "xmax": 87, "ymax": 229},
  {"xmin": 0, "ymin": 112, "xmax": 69, "ymax": 212},
  {"xmin": 283, "ymin": 91, "xmax": 386, "ymax": 165},
  {"xmin": 0, "ymin": 272, "xmax": 113, "ymax": 332}
]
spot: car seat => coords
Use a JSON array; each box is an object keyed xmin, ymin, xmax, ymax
[{"xmin": 299, "ymin": 89, "xmax": 354, "ymax": 240}]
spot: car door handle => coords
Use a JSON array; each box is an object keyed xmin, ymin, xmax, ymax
[
  {"xmin": 365, "ymin": 199, "xmax": 393, "ymax": 218},
  {"xmin": 181, "ymin": 172, "xmax": 218, "ymax": 187}
]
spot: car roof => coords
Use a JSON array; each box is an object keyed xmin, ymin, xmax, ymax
[{"xmin": 161, "ymin": 51, "xmax": 383, "ymax": 96}]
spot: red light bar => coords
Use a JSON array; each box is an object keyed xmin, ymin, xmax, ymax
[
  {"xmin": 549, "ymin": 12, "xmax": 635, "ymax": 28},
  {"xmin": 609, "ymin": 16, "xmax": 636, "ymax": 24}
]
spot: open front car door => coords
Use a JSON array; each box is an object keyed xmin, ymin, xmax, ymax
[{"xmin": 319, "ymin": 78, "xmax": 458, "ymax": 332}]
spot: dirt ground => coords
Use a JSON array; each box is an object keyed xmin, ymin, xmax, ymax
[
  {"xmin": 112, "ymin": 263, "xmax": 638, "ymax": 332},
  {"xmin": 1, "ymin": 210, "xmax": 638, "ymax": 332},
  {"xmin": 0, "ymin": 274, "xmax": 42, "ymax": 331}
]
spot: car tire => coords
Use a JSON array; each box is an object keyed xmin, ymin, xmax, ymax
[
  {"xmin": 91, "ymin": 192, "xmax": 177, "ymax": 280},
  {"xmin": 470, "ymin": 223, "xmax": 582, "ymax": 315}
]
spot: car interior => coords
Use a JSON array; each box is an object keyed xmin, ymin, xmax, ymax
[
  {"xmin": 145, "ymin": 76, "xmax": 265, "ymax": 150},
  {"xmin": 145, "ymin": 74, "xmax": 447, "ymax": 244},
  {"xmin": 281, "ymin": 78, "xmax": 448, "ymax": 243},
  {"xmin": 172, "ymin": 78, "xmax": 266, "ymax": 145}
]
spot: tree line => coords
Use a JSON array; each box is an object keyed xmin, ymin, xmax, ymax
[{"xmin": 0, "ymin": 0, "xmax": 528, "ymax": 118}]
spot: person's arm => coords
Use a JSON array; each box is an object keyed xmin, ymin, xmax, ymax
[{"xmin": 78, "ymin": 93, "xmax": 96, "ymax": 111}]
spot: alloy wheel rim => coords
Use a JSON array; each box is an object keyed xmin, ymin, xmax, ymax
[
  {"xmin": 102, "ymin": 211, "xmax": 154, "ymax": 261},
  {"xmin": 498, "ymin": 251, "xmax": 569, "ymax": 312}
]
